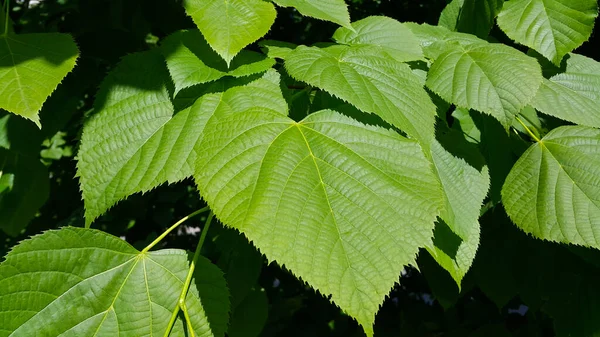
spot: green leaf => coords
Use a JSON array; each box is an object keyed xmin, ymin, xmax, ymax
[
  {"xmin": 194, "ymin": 71, "xmax": 443, "ymax": 335},
  {"xmin": 258, "ymin": 40, "xmax": 298, "ymax": 60},
  {"xmin": 272, "ymin": 0, "xmax": 351, "ymax": 28},
  {"xmin": 497, "ymin": 0, "xmax": 598, "ymax": 65},
  {"xmin": 285, "ymin": 44, "xmax": 437, "ymax": 147},
  {"xmin": 426, "ymin": 42, "xmax": 543, "ymax": 128},
  {"xmin": 502, "ymin": 126, "xmax": 600, "ymax": 249},
  {"xmin": 531, "ymin": 53, "xmax": 600, "ymax": 128},
  {"xmin": 183, "ymin": 0, "xmax": 276, "ymax": 65},
  {"xmin": 161, "ymin": 30, "xmax": 275, "ymax": 95},
  {"xmin": 438, "ymin": 0, "xmax": 464, "ymax": 30},
  {"xmin": 78, "ymin": 52, "xmax": 280, "ymax": 225},
  {"xmin": 0, "ymin": 33, "xmax": 79, "ymax": 126},
  {"xmin": 0, "ymin": 227, "xmax": 230, "ymax": 336},
  {"xmin": 404, "ymin": 22, "xmax": 483, "ymax": 60},
  {"xmin": 0, "ymin": 149, "xmax": 49, "ymax": 236},
  {"xmin": 456, "ymin": 0, "xmax": 503, "ymax": 38},
  {"xmin": 427, "ymin": 140, "xmax": 489, "ymax": 285},
  {"xmin": 332, "ymin": 16, "xmax": 423, "ymax": 62}
]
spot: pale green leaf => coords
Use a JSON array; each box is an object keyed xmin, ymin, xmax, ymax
[
  {"xmin": 78, "ymin": 52, "xmax": 283, "ymax": 225},
  {"xmin": 161, "ymin": 30, "xmax": 275, "ymax": 95},
  {"xmin": 272, "ymin": 0, "xmax": 351, "ymax": 28},
  {"xmin": 531, "ymin": 53, "xmax": 600, "ymax": 128},
  {"xmin": 502, "ymin": 126, "xmax": 600, "ymax": 249},
  {"xmin": 497, "ymin": 0, "xmax": 598, "ymax": 65},
  {"xmin": 427, "ymin": 140, "xmax": 489, "ymax": 285},
  {"xmin": 332, "ymin": 16, "xmax": 423, "ymax": 62},
  {"xmin": 194, "ymin": 71, "xmax": 443, "ymax": 335},
  {"xmin": 183, "ymin": 0, "xmax": 276, "ymax": 65},
  {"xmin": 285, "ymin": 44, "xmax": 437, "ymax": 147},
  {"xmin": 0, "ymin": 227, "xmax": 230, "ymax": 337},
  {"xmin": 0, "ymin": 149, "xmax": 49, "ymax": 236},
  {"xmin": 0, "ymin": 33, "xmax": 79, "ymax": 126},
  {"xmin": 426, "ymin": 42, "xmax": 543, "ymax": 128}
]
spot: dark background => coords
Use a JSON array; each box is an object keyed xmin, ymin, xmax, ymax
[{"xmin": 2, "ymin": 0, "xmax": 600, "ymax": 336}]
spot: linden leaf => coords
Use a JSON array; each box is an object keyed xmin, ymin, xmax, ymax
[{"xmin": 0, "ymin": 33, "xmax": 79, "ymax": 126}]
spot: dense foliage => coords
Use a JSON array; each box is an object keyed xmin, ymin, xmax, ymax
[{"xmin": 1, "ymin": 0, "xmax": 600, "ymax": 336}]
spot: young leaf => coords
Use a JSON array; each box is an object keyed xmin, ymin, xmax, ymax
[
  {"xmin": 426, "ymin": 42, "xmax": 543, "ymax": 128},
  {"xmin": 332, "ymin": 16, "xmax": 424, "ymax": 62},
  {"xmin": 182, "ymin": 0, "xmax": 276, "ymax": 65},
  {"xmin": 427, "ymin": 140, "xmax": 489, "ymax": 285},
  {"xmin": 285, "ymin": 44, "xmax": 437, "ymax": 147},
  {"xmin": 0, "ymin": 227, "xmax": 230, "ymax": 336},
  {"xmin": 502, "ymin": 126, "xmax": 600, "ymax": 249},
  {"xmin": 531, "ymin": 53, "xmax": 600, "ymax": 128},
  {"xmin": 497, "ymin": 0, "xmax": 598, "ymax": 65},
  {"xmin": 0, "ymin": 149, "xmax": 49, "ymax": 236},
  {"xmin": 0, "ymin": 33, "xmax": 79, "ymax": 126},
  {"xmin": 161, "ymin": 30, "xmax": 275, "ymax": 95},
  {"xmin": 272, "ymin": 0, "xmax": 351, "ymax": 28},
  {"xmin": 194, "ymin": 71, "xmax": 443, "ymax": 335}
]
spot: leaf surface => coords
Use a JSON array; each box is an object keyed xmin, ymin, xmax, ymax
[
  {"xmin": 427, "ymin": 141, "xmax": 489, "ymax": 284},
  {"xmin": 333, "ymin": 16, "xmax": 423, "ymax": 62},
  {"xmin": 285, "ymin": 45, "xmax": 437, "ymax": 146},
  {"xmin": 194, "ymin": 71, "xmax": 443, "ymax": 335},
  {"xmin": 161, "ymin": 30, "xmax": 275, "ymax": 95},
  {"xmin": 426, "ymin": 42, "xmax": 543, "ymax": 128},
  {"xmin": 183, "ymin": 0, "xmax": 276, "ymax": 65},
  {"xmin": 272, "ymin": 0, "xmax": 351, "ymax": 28},
  {"xmin": 531, "ymin": 53, "xmax": 600, "ymax": 128},
  {"xmin": 78, "ymin": 52, "xmax": 282, "ymax": 225},
  {"xmin": 0, "ymin": 33, "xmax": 79, "ymax": 126},
  {"xmin": 0, "ymin": 227, "xmax": 229, "ymax": 337},
  {"xmin": 502, "ymin": 126, "xmax": 600, "ymax": 248},
  {"xmin": 497, "ymin": 0, "xmax": 598, "ymax": 65}
]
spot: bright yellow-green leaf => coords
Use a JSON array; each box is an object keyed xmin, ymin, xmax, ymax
[
  {"xmin": 0, "ymin": 33, "xmax": 79, "ymax": 126},
  {"xmin": 194, "ymin": 71, "xmax": 443, "ymax": 336},
  {"xmin": 272, "ymin": 0, "xmax": 351, "ymax": 28},
  {"xmin": 497, "ymin": 0, "xmax": 598, "ymax": 65},
  {"xmin": 183, "ymin": 0, "xmax": 276, "ymax": 65},
  {"xmin": 502, "ymin": 126, "xmax": 600, "ymax": 249}
]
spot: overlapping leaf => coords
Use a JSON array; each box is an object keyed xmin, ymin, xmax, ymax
[
  {"xmin": 442, "ymin": 0, "xmax": 503, "ymax": 38},
  {"xmin": 502, "ymin": 126, "xmax": 600, "ymax": 249},
  {"xmin": 0, "ymin": 227, "xmax": 229, "ymax": 337},
  {"xmin": 333, "ymin": 16, "xmax": 423, "ymax": 62},
  {"xmin": 272, "ymin": 0, "xmax": 351, "ymax": 28},
  {"xmin": 77, "ymin": 51, "xmax": 282, "ymax": 225},
  {"xmin": 497, "ymin": 0, "xmax": 598, "ymax": 65},
  {"xmin": 426, "ymin": 42, "xmax": 543, "ymax": 128},
  {"xmin": 183, "ymin": 0, "xmax": 276, "ymax": 65},
  {"xmin": 194, "ymin": 70, "xmax": 443, "ymax": 335},
  {"xmin": 161, "ymin": 30, "xmax": 275, "ymax": 95},
  {"xmin": 427, "ymin": 140, "xmax": 489, "ymax": 285},
  {"xmin": 285, "ymin": 44, "xmax": 437, "ymax": 146},
  {"xmin": 404, "ymin": 23, "xmax": 483, "ymax": 59},
  {"xmin": 0, "ymin": 33, "xmax": 79, "ymax": 126},
  {"xmin": 531, "ymin": 53, "xmax": 600, "ymax": 128}
]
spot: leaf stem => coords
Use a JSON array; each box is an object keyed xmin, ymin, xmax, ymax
[
  {"xmin": 141, "ymin": 206, "xmax": 209, "ymax": 253},
  {"xmin": 3, "ymin": 0, "xmax": 9, "ymax": 36},
  {"xmin": 163, "ymin": 211, "xmax": 214, "ymax": 337},
  {"xmin": 515, "ymin": 116, "xmax": 541, "ymax": 143}
]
